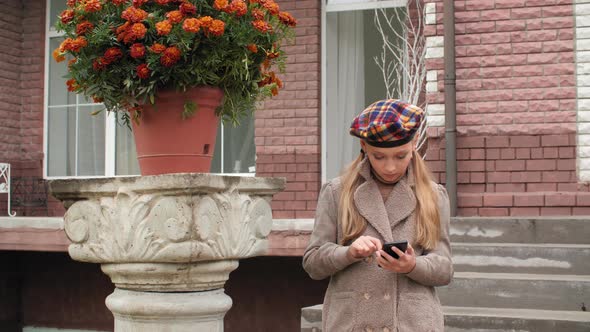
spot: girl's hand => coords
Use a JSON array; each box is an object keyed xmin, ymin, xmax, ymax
[
  {"xmin": 376, "ymin": 243, "xmax": 416, "ymax": 273},
  {"xmin": 347, "ymin": 236, "xmax": 382, "ymax": 259}
]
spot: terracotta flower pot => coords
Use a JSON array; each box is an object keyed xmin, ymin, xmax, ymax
[{"xmin": 132, "ymin": 86, "xmax": 223, "ymax": 175}]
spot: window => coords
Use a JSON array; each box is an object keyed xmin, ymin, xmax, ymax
[
  {"xmin": 44, "ymin": 1, "xmax": 255, "ymax": 178},
  {"xmin": 322, "ymin": 1, "xmax": 407, "ymax": 181}
]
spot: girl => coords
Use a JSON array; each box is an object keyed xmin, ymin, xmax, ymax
[{"xmin": 303, "ymin": 99, "xmax": 453, "ymax": 332}]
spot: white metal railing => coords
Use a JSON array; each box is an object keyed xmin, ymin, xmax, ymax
[{"xmin": 0, "ymin": 163, "xmax": 16, "ymax": 217}]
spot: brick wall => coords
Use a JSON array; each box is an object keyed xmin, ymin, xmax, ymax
[
  {"xmin": 256, "ymin": 0, "xmax": 321, "ymax": 219},
  {"xmin": 423, "ymin": 0, "xmax": 590, "ymax": 216}
]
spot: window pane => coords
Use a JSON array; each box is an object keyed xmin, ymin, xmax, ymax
[
  {"xmin": 47, "ymin": 107, "xmax": 76, "ymax": 176},
  {"xmin": 210, "ymin": 122, "xmax": 222, "ymax": 173},
  {"xmin": 49, "ymin": 37, "xmax": 76, "ymax": 106},
  {"xmin": 115, "ymin": 120, "xmax": 140, "ymax": 176},
  {"xmin": 222, "ymin": 115, "xmax": 255, "ymax": 174},
  {"xmin": 49, "ymin": 0, "xmax": 67, "ymax": 30},
  {"xmin": 77, "ymin": 107, "xmax": 106, "ymax": 176},
  {"xmin": 325, "ymin": 8, "xmax": 403, "ymax": 180}
]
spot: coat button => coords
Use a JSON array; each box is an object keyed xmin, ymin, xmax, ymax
[
  {"xmin": 383, "ymin": 293, "xmax": 391, "ymax": 300},
  {"xmin": 364, "ymin": 292, "xmax": 371, "ymax": 300}
]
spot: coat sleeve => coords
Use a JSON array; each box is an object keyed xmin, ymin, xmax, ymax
[
  {"xmin": 302, "ymin": 182, "xmax": 361, "ymax": 280},
  {"xmin": 406, "ymin": 184, "xmax": 454, "ymax": 286}
]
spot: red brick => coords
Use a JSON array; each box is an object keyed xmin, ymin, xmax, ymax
[
  {"xmin": 540, "ymin": 207, "xmax": 571, "ymax": 216},
  {"xmin": 510, "ymin": 207, "xmax": 540, "ymax": 216},
  {"xmin": 495, "ymin": 183, "xmax": 526, "ymax": 192},
  {"xmin": 514, "ymin": 193, "xmax": 544, "ymax": 206},
  {"xmin": 572, "ymin": 207, "xmax": 590, "ymax": 215},
  {"xmin": 457, "ymin": 208, "xmax": 479, "ymax": 216},
  {"xmin": 511, "ymin": 171, "xmax": 542, "ymax": 183},
  {"xmin": 510, "ymin": 136, "xmax": 540, "ymax": 147},
  {"xmin": 496, "ymin": 0, "xmax": 527, "ymax": 8},
  {"xmin": 479, "ymin": 208, "xmax": 509, "ymax": 216},
  {"xmin": 528, "ymin": 183, "xmax": 557, "ymax": 191},
  {"xmin": 487, "ymin": 148, "xmax": 500, "ymax": 160},
  {"xmin": 483, "ymin": 193, "xmax": 514, "ymax": 207},
  {"xmin": 458, "ymin": 193, "xmax": 483, "ymax": 207},
  {"xmin": 557, "ymin": 159, "xmax": 575, "ymax": 171},
  {"xmin": 511, "ymin": 7, "xmax": 542, "ymax": 19},
  {"xmin": 576, "ymin": 193, "xmax": 590, "ymax": 206},
  {"xmin": 496, "ymin": 160, "xmax": 526, "ymax": 171}
]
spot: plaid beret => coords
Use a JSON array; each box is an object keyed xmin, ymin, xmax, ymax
[{"xmin": 349, "ymin": 99, "xmax": 424, "ymax": 148}]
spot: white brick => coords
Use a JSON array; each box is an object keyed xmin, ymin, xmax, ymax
[
  {"xmin": 577, "ymin": 39, "xmax": 590, "ymax": 51},
  {"xmin": 578, "ymin": 146, "xmax": 590, "ymax": 158},
  {"xmin": 576, "ymin": 14, "xmax": 590, "ymax": 27},
  {"xmin": 428, "ymin": 115, "xmax": 445, "ymax": 127},
  {"xmin": 578, "ymin": 158, "xmax": 590, "ymax": 170},
  {"xmin": 426, "ymin": 36, "xmax": 444, "ymax": 48},
  {"xmin": 425, "ymin": 2, "xmax": 436, "ymax": 14},
  {"xmin": 426, "ymin": 81, "xmax": 438, "ymax": 92},
  {"xmin": 576, "ymin": 4, "xmax": 590, "ymax": 16},
  {"xmin": 578, "ymin": 109, "xmax": 590, "ymax": 121},
  {"xmin": 427, "ymin": 70, "xmax": 438, "ymax": 82},
  {"xmin": 576, "ymin": 27, "xmax": 590, "ymax": 39},
  {"xmin": 577, "ymin": 50, "xmax": 590, "ymax": 62},
  {"xmin": 580, "ymin": 87, "xmax": 590, "ymax": 98},
  {"xmin": 577, "ymin": 74, "xmax": 590, "ymax": 86},
  {"xmin": 578, "ymin": 122, "xmax": 590, "ymax": 133},
  {"xmin": 426, "ymin": 46, "xmax": 444, "ymax": 59},
  {"xmin": 577, "ymin": 62, "xmax": 590, "ymax": 75},
  {"xmin": 577, "ymin": 134, "xmax": 590, "ymax": 145},
  {"xmin": 578, "ymin": 99, "xmax": 590, "ymax": 111},
  {"xmin": 425, "ymin": 13, "xmax": 436, "ymax": 25},
  {"xmin": 426, "ymin": 104, "xmax": 445, "ymax": 115},
  {"xmin": 578, "ymin": 170, "xmax": 590, "ymax": 181}
]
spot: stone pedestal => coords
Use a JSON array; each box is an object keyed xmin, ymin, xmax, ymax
[{"xmin": 49, "ymin": 173, "xmax": 285, "ymax": 331}]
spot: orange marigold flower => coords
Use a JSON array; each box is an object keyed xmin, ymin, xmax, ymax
[
  {"xmin": 266, "ymin": 50, "xmax": 279, "ymax": 59},
  {"xmin": 131, "ymin": 22, "xmax": 147, "ymax": 39},
  {"xmin": 60, "ymin": 37, "xmax": 88, "ymax": 53},
  {"xmin": 262, "ymin": 0, "xmax": 280, "ymax": 15},
  {"xmin": 229, "ymin": 0, "xmax": 247, "ymax": 17},
  {"xmin": 67, "ymin": 0, "xmax": 76, "ymax": 7},
  {"xmin": 278, "ymin": 11, "xmax": 296, "ymax": 27},
  {"xmin": 130, "ymin": 43, "xmax": 146, "ymax": 58},
  {"xmin": 92, "ymin": 95, "xmax": 103, "ymax": 103},
  {"xmin": 111, "ymin": 0, "xmax": 127, "ymax": 5},
  {"xmin": 251, "ymin": 9, "xmax": 265, "ymax": 20},
  {"xmin": 213, "ymin": 0, "xmax": 228, "ymax": 11},
  {"xmin": 160, "ymin": 46, "xmax": 181, "ymax": 67},
  {"xmin": 133, "ymin": 0, "xmax": 148, "ymax": 7},
  {"xmin": 166, "ymin": 10, "xmax": 183, "ymax": 24},
  {"xmin": 136, "ymin": 63, "xmax": 150, "ymax": 79},
  {"xmin": 122, "ymin": 7, "xmax": 148, "ymax": 23},
  {"xmin": 182, "ymin": 18, "xmax": 201, "ymax": 33},
  {"xmin": 60, "ymin": 9, "xmax": 75, "ymax": 24},
  {"xmin": 271, "ymin": 86, "xmax": 279, "ymax": 96},
  {"xmin": 199, "ymin": 16, "xmax": 213, "ymax": 28},
  {"xmin": 252, "ymin": 20, "xmax": 272, "ymax": 33},
  {"xmin": 246, "ymin": 44, "xmax": 258, "ymax": 53},
  {"xmin": 180, "ymin": 2, "xmax": 197, "ymax": 15},
  {"xmin": 93, "ymin": 57, "xmax": 107, "ymax": 71},
  {"xmin": 156, "ymin": 20, "xmax": 172, "ymax": 35},
  {"xmin": 150, "ymin": 43, "xmax": 167, "ymax": 53},
  {"xmin": 66, "ymin": 78, "xmax": 79, "ymax": 92},
  {"xmin": 52, "ymin": 48, "xmax": 66, "ymax": 62},
  {"xmin": 68, "ymin": 58, "xmax": 77, "ymax": 67},
  {"xmin": 103, "ymin": 47, "xmax": 123, "ymax": 64},
  {"xmin": 207, "ymin": 19, "xmax": 225, "ymax": 37},
  {"xmin": 84, "ymin": 0, "xmax": 102, "ymax": 12},
  {"xmin": 155, "ymin": 0, "xmax": 171, "ymax": 4},
  {"xmin": 76, "ymin": 21, "xmax": 94, "ymax": 35}
]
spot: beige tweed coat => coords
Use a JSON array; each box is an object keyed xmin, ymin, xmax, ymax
[{"xmin": 302, "ymin": 158, "xmax": 453, "ymax": 332}]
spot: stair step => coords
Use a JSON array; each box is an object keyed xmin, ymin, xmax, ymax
[
  {"xmin": 450, "ymin": 217, "xmax": 590, "ymax": 244},
  {"xmin": 443, "ymin": 306, "xmax": 590, "ymax": 332},
  {"xmin": 439, "ymin": 272, "xmax": 590, "ymax": 311},
  {"xmin": 451, "ymin": 243, "xmax": 590, "ymax": 274}
]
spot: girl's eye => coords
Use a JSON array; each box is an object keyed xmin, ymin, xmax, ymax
[
  {"xmin": 398, "ymin": 154, "xmax": 407, "ymax": 160},
  {"xmin": 374, "ymin": 155, "xmax": 384, "ymax": 160}
]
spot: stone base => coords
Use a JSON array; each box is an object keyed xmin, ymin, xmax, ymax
[{"xmin": 106, "ymin": 288, "xmax": 232, "ymax": 332}]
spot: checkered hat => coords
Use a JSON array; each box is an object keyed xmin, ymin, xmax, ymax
[{"xmin": 350, "ymin": 99, "xmax": 424, "ymax": 148}]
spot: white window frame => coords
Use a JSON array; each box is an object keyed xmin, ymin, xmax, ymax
[
  {"xmin": 321, "ymin": 0, "xmax": 408, "ymax": 183},
  {"xmin": 43, "ymin": 0, "xmax": 255, "ymax": 179}
]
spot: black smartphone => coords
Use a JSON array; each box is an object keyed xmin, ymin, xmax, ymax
[{"xmin": 381, "ymin": 240, "xmax": 408, "ymax": 259}]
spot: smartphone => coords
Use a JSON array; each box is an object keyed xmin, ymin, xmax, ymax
[{"xmin": 381, "ymin": 240, "xmax": 408, "ymax": 259}]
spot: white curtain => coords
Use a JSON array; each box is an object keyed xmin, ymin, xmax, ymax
[{"xmin": 326, "ymin": 11, "xmax": 365, "ymax": 180}]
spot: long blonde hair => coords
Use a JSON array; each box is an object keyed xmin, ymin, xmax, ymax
[{"xmin": 339, "ymin": 150, "xmax": 441, "ymax": 250}]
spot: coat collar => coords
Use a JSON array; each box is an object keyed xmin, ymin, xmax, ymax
[{"xmin": 354, "ymin": 157, "xmax": 417, "ymax": 241}]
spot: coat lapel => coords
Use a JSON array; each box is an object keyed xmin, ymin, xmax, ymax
[{"xmin": 354, "ymin": 157, "xmax": 417, "ymax": 241}]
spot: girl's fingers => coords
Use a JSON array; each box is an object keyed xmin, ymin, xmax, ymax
[
  {"xmin": 406, "ymin": 243, "xmax": 415, "ymax": 256},
  {"xmin": 391, "ymin": 246, "xmax": 405, "ymax": 259}
]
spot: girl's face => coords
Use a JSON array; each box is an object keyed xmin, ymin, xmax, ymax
[{"xmin": 361, "ymin": 140, "xmax": 415, "ymax": 183}]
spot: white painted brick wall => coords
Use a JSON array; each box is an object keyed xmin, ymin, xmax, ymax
[{"xmin": 576, "ymin": 0, "xmax": 590, "ymax": 181}]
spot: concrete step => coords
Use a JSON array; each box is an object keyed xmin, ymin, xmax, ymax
[
  {"xmin": 450, "ymin": 217, "xmax": 590, "ymax": 244},
  {"xmin": 451, "ymin": 243, "xmax": 590, "ymax": 275},
  {"xmin": 301, "ymin": 305, "xmax": 590, "ymax": 332},
  {"xmin": 443, "ymin": 306, "xmax": 590, "ymax": 332},
  {"xmin": 439, "ymin": 272, "xmax": 590, "ymax": 311}
]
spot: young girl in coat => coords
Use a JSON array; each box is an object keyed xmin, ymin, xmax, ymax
[{"xmin": 303, "ymin": 99, "xmax": 453, "ymax": 332}]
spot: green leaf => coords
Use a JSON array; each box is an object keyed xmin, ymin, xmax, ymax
[{"xmin": 182, "ymin": 101, "xmax": 198, "ymax": 120}]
